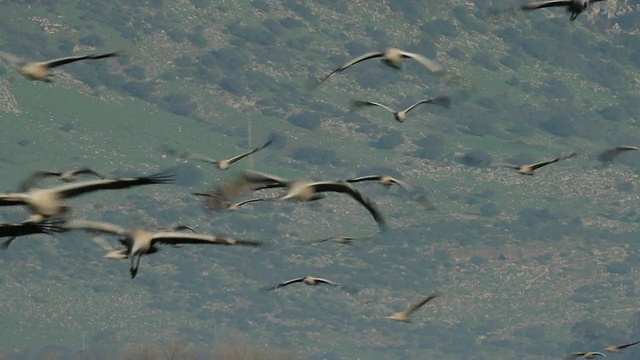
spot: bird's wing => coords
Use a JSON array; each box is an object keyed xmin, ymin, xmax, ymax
[
  {"xmin": 564, "ymin": 354, "xmax": 581, "ymax": 360},
  {"xmin": 234, "ymin": 198, "xmax": 266, "ymax": 207},
  {"xmin": 269, "ymin": 277, "xmax": 306, "ymax": 290},
  {"xmin": 406, "ymin": 293, "xmax": 439, "ymax": 316},
  {"xmin": 45, "ymin": 52, "xmax": 118, "ymax": 68},
  {"xmin": 399, "ymin": 51, "xmax": 443, "ymax": 73},
  {"xmin": 598, "ymin": 146, "xmax": 639, "ymax": 162},
  {"xmin": 70, "ymin": 167, "xmax": 105, "ymax": 179},
  {"xmin": 616, "ymin": 339, "xmax": 640, "ymax": 349},
  {"xmin": 63, "ymin": 219, "xmax": 128, "ymax": 236},
  {"xmin": 530, "ymin": 151, "xmax": 576, "ymax": 170},
  {"xmin": 243, "ymin": 170, "xmax": 289, "ymax": 187},
  {"xmin": 345, "ymin": 175, "xmax": 383, "ymax": 183},
  {"xmin": 310, "ymin": 181, "xmax": 386, "ymax": 230},
  {"xmin": 521, "ymin": 0, "xmax": 572, "ymax": 11},
  {"xmin": 388, "ymin": 177, "xmax": 416, "ymax": 193},
  {"xmin": 54, "ymin": 170, "xmax": 173, "ymax": 199},
  {"xmin": 190, "ymin": 153, "xmax": 220, "ymax": 164},
  {"xmin": 318, "ymin": 51, "xmax": 384, "ymax": 84},
  {"xmin": 315, "ymin": 277, "xmax": 340, "ymax": 286},
  {"xmin": 404, "ymin": 96, "xmax": 451, "ymax": 113},
  {"xmin": 18, "ymin": 171, "xmax": 62, "ymax": 192},
  {"xmin": 0, "ymin": 219, "xmax": 61, "ymax": 238},
  {"xmin": 151, "ymin": 232, "xmax": 261, "ymax": 247},
  {"xmin": 350, "ymin": 100, "xmax": 395, "ymax": 113},
  {"xmin": 225, "ymin": 135, "xmax": 274, "ymax": 165},
  {"xmin": 0, "ymin": 193, "xmax": 31, "ymax": 206}
]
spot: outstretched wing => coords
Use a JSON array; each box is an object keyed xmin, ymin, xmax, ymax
[
  {"xmin": 225, "ymin": 134, "xmax": 275, "ymax": 165},
  {"xmin": 63, "ymin": 219, "xmax": 128, "ymax": 236},
  {"xmin": 68, "ymin": 167, "xmax": 105, "ymax": 180},
  {"xmin": 404, "ymin": 96, "xmax": 451, "ymax": 114},
  {"xmin": 268, "ymin": 277, "xmax": 306, "ymax": 290},
  {"xmin": 350, "ymin": 100, "xmax": 395, "ymax": 114},
  {"xmin": 315, "ymin": 277, "xmax": 340, "ymax": 286},
  {"xmin": 598, "ymin": 146, "xmax": 639, "ymax": 162},
  {"xmin": 0, "ymin": 193, "xmax": 31, "ymax": 207},
  {"xmin": 388, "ymin": 177, "xmax": 416, "ymax": 193},
  {"xmin": 405, "ymin": 293, "xmax": 439, "ymax": 316},
  {"xmin": 151, "ymin": 232, "xmax": 261, "ymax": 247},
  {"xmin": 399, "ymin": 51, "xmax": 443, "ymax": 73},
  {"xmin": 310, "ymin": 181, "xmax": 386, "ymax": 230},
  {"xmin": 345, "ymin": 175, "xmax": 383, "ymax": 184},
  {"xmin": 318, "ymin": 51, "xmax": 384, "ymax": 84},
  {"xmin": 530, "ymin": 151, "xmax": 576, "ymax": 170},
  {"xmin": 521, "ymin": 0, "xmax": 572, "ymax": 11},
  {"xmin": 54, "ymin": 170, "xmax": 174, "ymax": 199},
  {"xmin": 45, "ymin": 52, "xmax": 118, "ymax": 68}
]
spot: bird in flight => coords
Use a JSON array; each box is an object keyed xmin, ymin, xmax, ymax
[
  {"xmin": 316, "ymin": 47, "xmax": 442, "ymax": 86},
  {"xmin": 386, "ymin": 293, "xmax": 439, "ymax": 322},
  {"xmin": 597, "ymin": 145, "xmax": 639, "ymax": 163},
  {"xmin": 239, "ymin": 170, "xmax": 387, "ymax": 231},
  {"xmin": 0, "ymin": 170, "xmax": 174, "ymax": 221},
  {"xmin": 350, "ymin": 96, "xmax": 451, "ymax": 123},
  {"xmin": 18, "ymin": 52, "xmax": 119, "ymax": 82},
  {"xmin": 604, "ymin": 339, "xmax": 640, "ymax": 353},
  {"xmin": 62, "ymin": 219, "xmax": 261, "ymax": 278},
  {"xmin": 266, "ymin": 276, "xmax": 341, "ymax": 291},
  {"xmin": 190, "ymin": 134, "xmax": 274, "ymax": 170},
  {"xmin": 310, "ymin": 235, "xmax": 373, "ymax": 245},
  {"xmin": 520, "ymin": 0, "xmax": 607, "ymax": 21},
  {"xmin": 496, "ymin": 151, "xmax": 577, "ymax": 175},
  {"xmin": 565, "ymin": 352, "xmax": 606, "ymax": 359}
]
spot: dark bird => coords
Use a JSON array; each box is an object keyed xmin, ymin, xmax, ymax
[
  {"xmin": 266, "ymin": 276, "xmax": 340, "ymax": 291},
  {"xmin": 18, "ymin": 52, "xmax": 119, "ymax": 82},
  {"xmin": 311, "ymin": 235, "xmax": 373, "ymax": 245},
  {"xmin": 18, "ymin": 168, "xmax": 105, "ymax": 192},
  {"xmin": 190, "ymin": 134, "xmax": 274, "ymax": 170},
  {"xmin": 350, "ymin": 96, "xmax": 451, "ymax": 123},
  {"xmin": 597, "ymin": 146, "xmax": 639, "ymax": 163},
  {"xmin": 63, "ymin": 219, "xmax": 260, "ymax": 278},
  {"xmin": 604, "ymin": 339, "xmax": 640, "ymax": 353},
  {"xmin": 496, "ymin": 151, "xmax": 577, "ymax": 175},
  {"xmin": 520, "ymin": 0, "xmax": 607, "ymax": 21},
  {"xmin": 0, "ymin": 219, "xmax": 65, "ymax": 248},
  {"xmin": 386, "ymin": 293, "xmax": 439, "ymax": 322},
  {"xmin": 565, "ymin": 352, "xmax": 606, "ymax": 359},
  {"xmin": 0, "ymin": 170, "xmax": 174, "ymax": 221},
  {"xmin": 317, "ymin": 47, "xmax": 442, "ymax": 85},
  {"xmin": 240, "ymin": 170, "xmax": 387, "ymax": 230}
]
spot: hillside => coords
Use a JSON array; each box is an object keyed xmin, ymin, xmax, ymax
[{"xmin": 1, "ymin": 0, "xmax": 640, "ymax": 359}]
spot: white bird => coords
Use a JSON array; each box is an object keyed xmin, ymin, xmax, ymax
[
  {"xmin": 240, "ymin": 170, "xmax": 387, "ymax": 230},
  {"xmin": 190, "ymin": 134, "xmax": 274, "ymax": 170},
  {"xmin": 18, "ymin": 52, "xmax": 119, "ymax": 82},
  {"xmin": 350, "ymin": 96, "xmax": 451, "ymax": 123},
  {"xmin": 386, "ymin": 293, "xmax": 439, "ymax": 322},
  {"xmin": 0, "ymin": 171, "xmax": 174, "ymax": 221},
  {"xmin": 63, "ymin": 219, "xmax": 261, "ymax": 278},
  {"xmin": 317, "ymin": 47, "xmax": 442, "ymax": 85},
  {"xmin": 495, "ymin": 151, "xmax": 577, "ymax": 175},
  {"xmin": 266, "ymin": 276, "xmax": 340, "ymax": 291}
]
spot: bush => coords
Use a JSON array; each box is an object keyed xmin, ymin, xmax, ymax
[
  {"xmin": 290, "ymin": 147, "xmax": 341, "ymax": 166},
  {"xmin": 287, "ymin": 112, "xmax": 322, "ymax": 130},
  {"xmin": 368, "ymin": 130, "xmax": 404, "ymax": 150},
  {"xmin": 480, "ymin": 203, "xmax": 499, "ymax": 217},
  {"xmin": 459, "ymin": 149, "xmax": 492, "ymax": 167}
]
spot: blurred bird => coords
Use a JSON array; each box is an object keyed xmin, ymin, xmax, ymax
[
  {"xmin": 520, "ymin": 0, "xmax": 607, "ymax": 21},
  {"xmin": 190, "ymin": 134, "xmax": 274, "ymax": 170},
  {"xmin": 240, "ymin": 170, "xmax": 387, "ymax": 230},
  {"xmin": 0, "ymin": 219, "xmax": 66, "ymax": 248},
  {"xmin": 565, "ymin": 352, "xmax": 606, "ymax": 359},
  {"xmin": 496, "ymin": 151, "xmax": 577, "ymax": 175},
  {"xmin": 316, "ymin": 47, "xmax": 442, "ymax": 85},
  {"xmin": 350, "ymin": 96, "xmax": 451, "ymax": 123},
  {"xmin": 311, "ymin": 235, "xmax": 373, "ymax": 245},
  {"xmin": 63, "ymin": 219, "xmax": 260, "ymax": 278},
  {"xmin": 0, "ymin": 170, "xmax": 174, "ymax": 221},
  {"xmin": 192, "ymin": 192, "xmax": 266, "ymax": 211},
  {"xmin": 597, "ymin": 146, "xmax": 639, "ymax": 163},
  {"xmin": 386, "ymin": 293, "xmax": 439, "ymax": 322},
  {"xmin": 266, "ymin": 276, "xmax": 340, "ymax": 291},
  {"xmin": 18, "ymin": 168, "xmax": 105, "ymax": 192},
  {"xmin": 604, "ymin": 339, "xmax": 640, "ymax": 353},
  {"xmin": 18, "ymin": 52, "xmax": 119, "ymax": 82}
]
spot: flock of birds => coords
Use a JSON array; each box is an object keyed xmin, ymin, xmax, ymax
[{"xmin": 1, "ymin": 0, "xmax": 638, "ymax": 358}]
